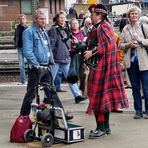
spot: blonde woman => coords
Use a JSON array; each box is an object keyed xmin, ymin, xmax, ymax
[{"xmin": 120, "ymin": 6, "xmax": 148, "ymax": 119}]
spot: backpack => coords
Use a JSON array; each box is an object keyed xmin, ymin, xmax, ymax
[{"xmin": 10, "ymin": 115, "xmax": 32, "ymax": 142}]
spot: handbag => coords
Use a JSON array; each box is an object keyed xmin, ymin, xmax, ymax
[
  {"xmin": 10, "ymin": 115, "xmax": 32, "ymax": 142},
  {"xmin": 141, "ymin": 24, "xmax": 148, "ymax": 54},
  {"xmin": 67, "ymin": 54, "xmax": 82, "ymax": 84},
  {"xmin": 79, "ymin": 65, "xmax": 89, "ymax": 96}
]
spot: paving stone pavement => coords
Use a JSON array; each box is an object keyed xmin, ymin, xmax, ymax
[{"xmin": 0, "ymin": 82, "xmax": 148, "ymax": 148}]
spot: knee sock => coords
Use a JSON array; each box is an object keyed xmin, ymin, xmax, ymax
[
  {"xmin": 104, "ymin": 112, "xmax": 110, "ymax": 129},
  {"xmin": 94, "ymin": 114, "xmax": 105, "ymax": 131}
]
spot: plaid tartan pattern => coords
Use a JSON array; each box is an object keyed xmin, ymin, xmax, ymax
[{"xmin": 86, "ymin": 21, "xmax": 129, "ymax": 115}]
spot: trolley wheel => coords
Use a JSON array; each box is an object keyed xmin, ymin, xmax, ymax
[
  {"xmin": 41, "ymin": 133, "xmax": 54, "ymax": 147},
  {"xmin": 24, "ymin": 129, "xmax": 35, "ymax": 142}
]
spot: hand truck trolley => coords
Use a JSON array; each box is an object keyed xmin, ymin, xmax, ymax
[{"xmin": 24, "ymin": 67, "xmax": 84, "ymax": 147}]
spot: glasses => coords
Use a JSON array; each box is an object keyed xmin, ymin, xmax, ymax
[{"xmin": 86, "ymin": 22, "xmax": 92, "ymax": 26}]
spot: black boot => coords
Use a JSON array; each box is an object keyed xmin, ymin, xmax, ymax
[
  {"xmin": 75, "ymin": 95, "xmax": 87, "ymax": 103},
  {"xmin": 104, "ymin": 112, "xmax": 111, "ymax": 135},
  {"xmin": 111, "ymin": 109, "xmax": 123, "ymax": 113}
]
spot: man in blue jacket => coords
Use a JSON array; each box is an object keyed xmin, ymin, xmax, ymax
[{"xmin": 20, "ymin": 8, "xmax": 73, "ymax": 120}]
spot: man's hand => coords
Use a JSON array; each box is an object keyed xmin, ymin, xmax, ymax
[
  {"xmin": 71, "ymin": 36, "xmax": 79, "ymax": 48},
  {"xmin": 84, "ymin": 50, "xmax": 92, "ymax": 60},
  {"xmin": 35, "ymin": 65, "xmax": 48, "ymax": 70},
  {"xmin": 34, "ymin": 65, "xmax": 49, "ymax": 83},
  {"xmin": 34, "ymin": 65, "xmax": 49, "ymax": 75}
]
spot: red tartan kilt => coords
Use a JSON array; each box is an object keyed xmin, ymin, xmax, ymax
[{"xmin": 86, "ymin": 68, "xmax": 128, "ymax": 115}]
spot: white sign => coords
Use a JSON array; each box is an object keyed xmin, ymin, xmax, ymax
[{"xmin": 73, "ymin": 130, "xmax": 81, "ymax": 140}]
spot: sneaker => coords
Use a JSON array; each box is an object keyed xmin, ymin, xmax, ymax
[
  {"xmin": 17, "ymin": 82, "xmax": 27, "ymax": 85},
  {"xmin": 89, "ymin": 129, "xmax": 106, "ymax": 139},
  {"xmin": 144, "ymin": 114, "xmax": 148, "ymax": 119},
  {"xmin": 23, "ymin": 82, "xmax": 27, "ymax": 85},
  {"xmin": 75, "ymin": 95, "xmax": 87, "ymax": 104},
  {"xmin": 56, "ymin": 89, "xmax": 67, "ymax": 92},
  {"xmin": 65, "ymin": 114, "xmax": 74, "ymax": 121},
  {"xmin": 65, "ymin": 115, "xmax": 74, "ymax": 120},
  {"xmin": 134, "ymin": 113, "xmax": 143, "ymax": 119}
]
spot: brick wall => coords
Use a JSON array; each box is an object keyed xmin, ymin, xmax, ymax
[
  {"xmin": 0, "ymin": 0, "xmax": 20, "ymax": 31},
  {"xmin": 0, "ymin": 0, "xmax": 65, "ymax": 31},
  {"xmin": 0, "ymin": 22, "xmax": 12, "ymax": 31}
]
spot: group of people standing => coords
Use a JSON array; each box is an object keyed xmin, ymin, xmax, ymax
[{"xmin": 14, "ymin": 3, "xmax": 148, "ymax": 140}]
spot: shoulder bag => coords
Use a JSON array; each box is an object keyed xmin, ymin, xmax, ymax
[{"xmin": 141, "ymin": 24, "xmax": 148, "ymax": 54}]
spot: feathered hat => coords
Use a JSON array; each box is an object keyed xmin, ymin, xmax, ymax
[{"xmin": 88, "ymin": 3, "xmax": 108, "ymax": 14}]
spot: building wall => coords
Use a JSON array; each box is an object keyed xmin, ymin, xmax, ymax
[
  {"xmin": 0, "ymin": 0, "xmax": 65, "ymax": 31},
  {"xmin": 74, "ymin": 3, "xmax": 89, "ymax": 15},
  {"xmin": 0, "ymin": 0, "xmax": 20, "ymax": 31},
  {"xmin": 40, "ymin": 0, "xmax": 65, "ymax": 17}
]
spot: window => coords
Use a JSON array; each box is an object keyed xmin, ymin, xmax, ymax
[
  {"xmin": 0, "ymin": 0, "xmax": 8, "ymax": 7},
  {"xmin": 20, "ymin": 0, "xmax": 32, "ymax": 14},
  {"xmin": 59, "ymin": 0, "xmax": 61, "ymax": 10},
  {"xmin": 54, "ymin": 0, "xmax": 57, "ymax": 14},
  {"xmin": 49, "ymin": 0, "xmax": 52, "ymax": 14}
]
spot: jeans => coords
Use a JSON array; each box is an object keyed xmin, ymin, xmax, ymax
[
  {"xmin": 17, "ymin": 48, "xmax": 26, "ymax": 83},
  {"xmin": 127, "ymin": 61, "xmax": 148, "ymax": 114},
  {"xmin": 54, "ymin": 69, "xmax": 63, "ymax": 90},
  {"xmin": 51, "ymin": 63, "xmax": 81, "ymax": 97},
  {"xmin": 20, "ymin": 67, "xmax": 63, "ymax": 115}
]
